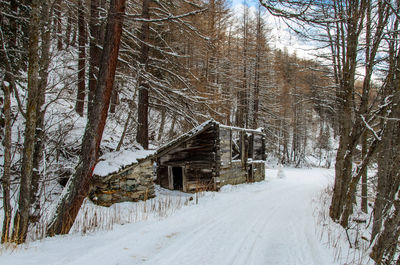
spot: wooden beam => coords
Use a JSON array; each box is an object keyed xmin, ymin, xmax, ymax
[
  {"xmin": 168, "ymin": 166, "xmax": 173, "ymax": 190},
  {"xmin": 182, "ymin": 166, "xmax": 187, "ymax": 192}
]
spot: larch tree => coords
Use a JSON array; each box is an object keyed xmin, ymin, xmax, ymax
[
  {"xmin": 47, "ymin": 0, "xmax": 126, "ymax": 236},
  {"xmin": 136, "ymin": 0, "xmax": 151, "ymax": 150},
  {"xmin": 11, "ymin": 0, "xmax": 42, "ymax": 244},
  {"xmin": 75, "ymin": 0, "xmax": 87, "ymax": 117}
]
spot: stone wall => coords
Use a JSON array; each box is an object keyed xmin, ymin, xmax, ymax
[
  {"xmin": 252, "ymin": 162, "xmax": 265, "ymax": 182},
  {"xmin": 89, "ymin": 159, "xmax": 155, "ymax": 206}
]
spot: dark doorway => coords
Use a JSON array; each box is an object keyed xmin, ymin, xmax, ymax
[
  {"xmin": 248, "ymin": 165, "xmax": 254, "ymax": 182},
  {"xmin": 172, "ymin": 167, "xmax": 183, "ymax": 190}
]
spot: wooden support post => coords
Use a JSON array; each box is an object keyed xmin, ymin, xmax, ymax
[
  {"xmin": 168, "ymin": 166, "xmax": 173, "ymax": 190},
  {"xmin": 229, "ymin": 128, "xmax": 232, "ymax": 164},
  {"xmin": 182, "ymin": 166, "xmax": 187, "ymax": 192}
]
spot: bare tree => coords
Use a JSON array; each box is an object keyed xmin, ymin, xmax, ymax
[
  {"xmin": 47, "ymin": 0, "xmax": 126, "ymax": 236},
  {"xmin": 136, "ymin": 0, "xmax": 151, "ymax": 149},
  {"xmin": 1, "ymin": 81, "xmax": 12, "ymax": 243},
  {"xmin": 88, "ymin": 0, "xmax": 102, "ymax": 114},
  {"xmin": 11, "ymin": 0, "xmax": 42, "ymax": 244},
  {"xmin": 75, "ymin": 0, "xmax": 87, "ymax": 116}
]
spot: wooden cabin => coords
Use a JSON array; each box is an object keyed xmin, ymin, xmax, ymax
[{"xmin": 155, "ymin": 120, "xmax": 266, "ymax": 192}]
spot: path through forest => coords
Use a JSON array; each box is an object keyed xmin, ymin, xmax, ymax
[{"xmin": 0, "ymin": 168, "xmax": 339, "ymax": 265}]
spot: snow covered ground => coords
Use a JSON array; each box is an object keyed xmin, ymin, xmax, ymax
[{"xmin": 0, "ymin": 168, "xmax": 340, "ymax": 265}]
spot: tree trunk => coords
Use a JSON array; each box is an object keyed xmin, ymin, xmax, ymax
[
  {"xmin": 252, "ymin": 6, "xmax": 262, "ymax": 129},
  {"xmin": 116, "ymin": 105, "xmax": 134, "ymax": 151},
  {"xmin": 1, "ymin": 79, "xmax": 12, "ymax": 243},
  {"xmin": 136, "ymin": 0, "xmax": 151, "ymax": 149},
  {"xmin": 75, "ymin": 0, "xmax": 86, "ymax": 117},
  {"xmin": 371, "ymin": 89, "xmax": 400, "ymax": 242},
  {"xmin": 65, "ymin": 8, "xmax": 72, "ymax": 48},
  {"xmin": 330, "ymin": 101, "xmax": 354, "ymax": 222},
  {"xmin": 54, "ymin": 0, "xmax": 62, "ymax": 50},
  {"xmin": 361, "ymin": 131, "xmax": 368, "ymax": 213},
  {"xmin": 46, "ymin": 0, "xmax": 126, "ymax": 236},
  {"xmin": 158, "ymin": 108, "xmax": 166, "ymax": 142},
  {"xmin": 340, "ymin": 136, "xmax": 381, "ymax": 228},
  {"xmin": 88, "ymin": 0, "xmax": 101, "ymax": 114},
  {"xmin": 11, "ymin": 0, "xmax": 41, "ymax": 244},
  {"xmin": 370, "ymin": 190, "xmax": 400, "ymax": 265},
  {"xmin": 329, "ymin": 13, "xmax": 360, "ymax": 221},
  {"xmin": 109, "ymin": 84, "xmax": 119, "ymax": 113},
  {"xmin": 168, "ymin": 117, "xmax": 176, "ymax": 138},
  {"xmin": 30, "ymin": 1, "xmax": 52, "ymax": 223}
]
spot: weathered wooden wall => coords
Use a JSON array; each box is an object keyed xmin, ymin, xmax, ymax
[
  {"xmin": 253, "ymin": 134, "xmax": 265, "ymax": 160},
  {"xmin": 216, "ymin": 127, "xmax": 266, "ymax": 189},
  {"xmin": 157, "ymin": 122, "xmax": 266, "ymax": 193},
  {"xmin": 156, "ymin": 125, "xmax": 218, "ymax": 192},
  {"xmin": 216, "ymin": 161, "xmax": 247, "ymax": 188}
]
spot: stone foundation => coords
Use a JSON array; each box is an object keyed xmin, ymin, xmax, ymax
[{"xmin": 89, "ymin": 159, "xmax": 155, "ymax": 206}]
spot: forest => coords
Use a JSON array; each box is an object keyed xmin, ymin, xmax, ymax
[{"xmin": 0, "ymin": 0, "xmax": 400, "ymax": 264}]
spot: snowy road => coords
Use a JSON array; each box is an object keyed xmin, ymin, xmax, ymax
[{"xmin": 0, "ymin": 168, "xmax": 338, "ymax": 265}]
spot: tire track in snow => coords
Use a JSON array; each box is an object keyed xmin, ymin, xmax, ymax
[
  {"xmin": 0, "ymin": 169, "xmax": 339, "ymax": 265},
  {"xmin": 143, "ymin": 195, "xmax": 269, "ymax": 265}
]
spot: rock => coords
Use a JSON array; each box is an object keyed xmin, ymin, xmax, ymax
[{"xmin": 89, "ymin": 158, "xmax": 155, "ymax": 206}]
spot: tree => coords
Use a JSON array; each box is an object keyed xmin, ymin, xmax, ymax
[
  {"xmin": 47, "ymin": 0, "xmax": 126, "ymax": 236},
  {"xmin": 136, "ymin": 0, "xmax": 151, "ymax": 149},
  {"xmin": 88, "ymin": 0, "xmax": 102, "ymax": 114},
  {"xmin": 1, "ymin": 0, "xmax": 30, "ymax": 243},
  {"xmin": 75, "ymin": 0, "xmax": 87, "ymax": 116},
  {"xmin": 1, "ymin": 81, "xmax": 12, "ymax": 243},
  {"xmin": 11, "ymin": 0, "xmax": 42, "ymax": 244}
]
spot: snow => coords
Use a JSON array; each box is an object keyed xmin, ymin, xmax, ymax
[
  {"xmin": 0, "ymin": 168, "xmax": 340, "ymax": 265},
  {"xmin": 277, "ymin": 165, "xmax": 286, "ymax": 179},
  {"xmin": 93, "ymin": 149, "xmax": 156, "ymax": 177}
]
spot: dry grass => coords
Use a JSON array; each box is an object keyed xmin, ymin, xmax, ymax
[
  {"xmin": 25, "ymin": 191, "xmax": 203, "ymax": 242},
  {"xmin": 313, "ymin": 185, "xmax": 373, "ymax": 265}
]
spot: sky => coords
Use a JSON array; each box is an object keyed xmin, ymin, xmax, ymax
[
  {"xmin": 230, "ymin": 0, "xmax": 318, "ymax": 60},
  {"xmin": 230, "ymin": 0, "xmax": 259, "ymax": 7}
]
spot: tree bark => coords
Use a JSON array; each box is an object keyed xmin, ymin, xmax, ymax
[
  {"xmin": 370, "ymin": 190, "xmax": 400, "ymax": 264},
  {"xmin": 252, "ymin": 5, "xmax": 262, "ymax": 129},
  {"xmin": 109, "ymin": 84, "xmax": 119, "ymax": 113},
  {"xmin": 54, "ymin": 0, "xmax": 62, "ymax": 50},
  {"xmin": 11, "ymin": 0, "xmax": 41, "ymax": 244},
  {"xmin": 371, "ymin": 89, "xmax": 400, "ymax": 242},
  {"xmin": 75, "ymin": 0, "xmax": 86, "ymax": 117},
  {"xmin": 30, "ymin": 0, "xmax": 52, "ymax": 223},
  {"xmin": 136, "ymin": 0, "xmax": 151, "ymax": 149},
  {"xmin": 65, "ymin": 8, "xmax": 72, "ymax": 48},
  {"xmin": 158, "ymin": 108, "xmax": 166, "ymax": 141},
  {"xmin": 88, "ymin": 0, "xmax": 101, "ymax": 114},
  {"xmin": 46, "ymin": 0, "xmax": 126, "ymax": 236},
  {"xmin": 361, "ymin": 131, "xmax": 368, "ymax": 213},
  {"xmin": 340, "ymin": 135, "xmax": 381, "ymax": 228},
  {"xmin": 1, "ymin": 79, "xmax": 12, "ymax": 243},
  {"xmin": 329, "ymin": 1, "xmax": 364, "ymax": 221}
]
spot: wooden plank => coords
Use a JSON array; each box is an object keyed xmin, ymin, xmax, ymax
[
  {"xmin": 182, "ymin": 166, "xmax": 187, "ymax": 192},
  {"xmin": 219, "ymin": 124, "xmax": 264, "ymax": 134},
  {"xmin": 168, "ymin": 166, "xmax": 173, "ymax": 189}
]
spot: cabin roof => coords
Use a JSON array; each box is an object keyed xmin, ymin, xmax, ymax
[
  {"xmin": 93, "ymin": 149, "xmax": 156, "ymax": 177},
  {"xmin": 155, "ymin": 119, "xmax": 265, "ymax": 158},
  {"xmin": 155, "ymin": 119, "xmax": 217, "ymax": 157}
]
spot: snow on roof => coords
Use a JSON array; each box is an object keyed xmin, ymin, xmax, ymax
[{"xmin": 93, "ymin": 149, "xmax": 155, "ymax": 177}]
